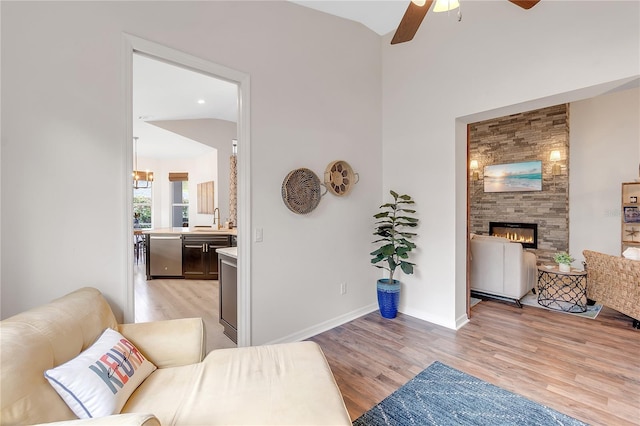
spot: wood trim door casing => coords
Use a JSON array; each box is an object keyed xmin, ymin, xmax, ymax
[{"xmin": 466, "ymin": 123, "xmax": 471, "ymax": 319}]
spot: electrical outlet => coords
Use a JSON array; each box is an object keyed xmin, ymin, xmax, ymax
[{"xmin": 340, "ymin": 283, "xmax": 347, "ymax": 295}]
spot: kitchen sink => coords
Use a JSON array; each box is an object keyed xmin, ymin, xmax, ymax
[{"xmin": 191, "ymin": 227, "xmax": 232, "ymax": 233}]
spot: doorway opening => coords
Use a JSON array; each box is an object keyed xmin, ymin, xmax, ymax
[{"xmin": 125, "ymin": 35, "xmax": 251, "ymax": 348}]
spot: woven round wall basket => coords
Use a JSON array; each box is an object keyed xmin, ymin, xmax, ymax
[
  {"xmin": 324, "ymin": 160, "xmax": 358, "ymax": 196},
  {"xmin": 281, "ymin": 168, "xmax": 322, "ymax": 214}
]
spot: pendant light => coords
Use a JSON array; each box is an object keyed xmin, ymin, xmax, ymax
[{"xmin": 133, "ymin": 136, "xmax": 154, "ymax": 189}]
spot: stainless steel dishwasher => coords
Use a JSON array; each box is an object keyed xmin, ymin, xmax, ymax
[{"xmin": 149, "ymin": 234, "xmax": 183, "ymax": 277}]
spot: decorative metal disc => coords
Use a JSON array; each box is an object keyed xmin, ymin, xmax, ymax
[
  {"xmin": 281, "ymin": 168, "xmax": 322, "ymax": 214},
  {"xmin": 324, "ymin": 160, "xmax": 355, "ymax": 196}
]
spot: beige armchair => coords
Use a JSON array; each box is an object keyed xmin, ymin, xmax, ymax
[{"xmin": 470, "ymin": 235, "xmax": 537, "ymax": 305}]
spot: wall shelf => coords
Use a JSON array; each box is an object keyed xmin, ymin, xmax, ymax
[{"xmin": 621, "ymin": 182, "xmax": 640, "ymax": 253}]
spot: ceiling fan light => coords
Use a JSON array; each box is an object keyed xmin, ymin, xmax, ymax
[
  {"xmin": 411, "ymin": 0, "xmax": 427, "ymax": 6},
  {"xmin": 433, "ymin": 0, "xmax": 460, "ymax": 12}
]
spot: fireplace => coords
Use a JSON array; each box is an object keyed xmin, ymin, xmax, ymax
[{"xmin": 489, "ymin": 222, "xmax": 538, "ymax": 249}]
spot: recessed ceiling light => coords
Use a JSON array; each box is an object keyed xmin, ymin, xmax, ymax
[{"xmin": 197, "ymin": 99, "xmax": 206, "ymax": 104}]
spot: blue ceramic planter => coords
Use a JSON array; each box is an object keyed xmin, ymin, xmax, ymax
[{"xmin": 377, "ymin": 279, "xmax": 400, "ymax": 319}]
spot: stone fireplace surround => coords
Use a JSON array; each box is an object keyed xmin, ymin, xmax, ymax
[{"xmin": 469, "ymin": 104, "xmax": 569, "ymax": 263}]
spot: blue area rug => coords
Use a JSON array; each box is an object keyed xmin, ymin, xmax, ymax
[{"xmin": 353, "ymin": 362, "xmax": 587, "ymax": 426}]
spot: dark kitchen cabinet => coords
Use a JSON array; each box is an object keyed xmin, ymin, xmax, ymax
[
  {"xmin": 218, "ymin": 250, "xmax": 237, "ymax": 343},
  {"xmin": 182, "ymin": 235, "xmax": 231, "ymax": 280}
]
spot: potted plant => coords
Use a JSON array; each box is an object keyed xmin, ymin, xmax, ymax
[
  {"xmin": 553, "ymin": 251, "xmax": 574, "ymax": 272},
  {"xmin": 370, "ymin": 190, "xmax": 419, "ymax": 318}
]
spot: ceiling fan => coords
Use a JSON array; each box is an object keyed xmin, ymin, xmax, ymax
[{"xmin": 391, "ymin": 0, "xmax": 540, "ymax": 45}]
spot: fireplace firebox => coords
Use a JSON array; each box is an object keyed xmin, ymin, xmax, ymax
[{"xmin": 489, "ymin": 222, "xmax": 538, "ymax": 249}]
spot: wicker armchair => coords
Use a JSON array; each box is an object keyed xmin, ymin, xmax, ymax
[{"xmin": 583, "ymin": 250, "xmax": 640, "ymax": 328}]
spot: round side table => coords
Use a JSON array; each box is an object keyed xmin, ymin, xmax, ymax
[{"xmin": 537, "ymin": 266, "xmax": 588, "ymax": 313}]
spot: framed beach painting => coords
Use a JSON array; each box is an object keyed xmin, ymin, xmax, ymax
[{"xmin": 484, "ymin": 161, "xmax": 542, "ymax": 193}]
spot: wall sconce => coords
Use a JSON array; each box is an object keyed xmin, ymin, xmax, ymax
[
  {"xmin": 550, "ymin": 150, "xmax": 562, "ymax": 191},
  {"xmin": 550, "ymin": 150, "xmax": 562, "ymax": 176},
  {"xmin": 470, "ymin": 160, "xmax": 480, "ymax": 182}
]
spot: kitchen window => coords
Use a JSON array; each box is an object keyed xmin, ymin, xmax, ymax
[{"xmin": 172, "ymin": 180, "xmax": 189, "ymax": 227}]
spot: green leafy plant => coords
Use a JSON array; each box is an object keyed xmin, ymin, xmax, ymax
[
  {"xmin": 370, "ymin": 190, "xmax": 419, "ymax": 283},
  {"xmin": 553, "ymin": 251, "xmax": 574, "ymax": 265}
]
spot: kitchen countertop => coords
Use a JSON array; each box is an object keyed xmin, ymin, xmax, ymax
[
  {"xmin": 142, "ymin": 227, "xmax": 237, "ymax": 236},
  {"xmin": 216, "ymin": 246, "xmax": 237, "ymax": 259}
]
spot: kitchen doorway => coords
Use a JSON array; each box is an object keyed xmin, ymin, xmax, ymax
[{"xmin": 125, "ymin": 35, "xmax": 251, "ymax": 349}]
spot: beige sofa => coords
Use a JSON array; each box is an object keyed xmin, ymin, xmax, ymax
[
  {"xmin": 470, "ymin": 235, "xmax": 537, "ymax": 305},
  {"xmin": 0, "ymin": 287, "xmax": 351, "ymax": 425},
  {"xmin": 583, "ymin": 250, "xmax": 640, "ymax": 328}
]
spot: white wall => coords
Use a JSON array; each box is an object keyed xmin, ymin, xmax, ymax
[
  {"xmin": 2, "ymin": 1, "xmax": 638, "ymax": 342},
  {"xmin": 1, "ymin": 1, "xmax": 382, "ymax": 344},
  {"xmin": 381, "ymin": 1, "xmax": 639, "ymax": 328},
  {"xmin": 570, "ymin": 87, "xmax": 640, "ymax": 262},
  {"xmin": 150, "ymin": 118, "xmax": 236, "ymax": 225},
  {"xmin": 138, "ymin": 152, "xmax": 218, "ymax": 229}
]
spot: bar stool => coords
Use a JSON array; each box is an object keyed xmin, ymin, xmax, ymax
[{"xmin": 134, "ymin": 230, "xmax": 145, "ymax": 264}]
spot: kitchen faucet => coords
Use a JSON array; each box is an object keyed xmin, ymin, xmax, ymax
[{"xmin": 213, "ymin": 207, "xmax": 221, "ymax": 230}]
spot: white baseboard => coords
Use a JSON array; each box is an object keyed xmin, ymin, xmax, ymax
[
  {"xmin": 265, "ymin": 302, "xmax": 470, "ymax": 346},
  {"xmin": 455, "ymin": 314, "xmax": 470, "ymax": 329},
  {"xmin": 400, "ymin": 306, "xmax": 459, "ymax": 330},
  {"xmin": 265, "ymin": 303, "xmax": 379, "ymax": 345}
]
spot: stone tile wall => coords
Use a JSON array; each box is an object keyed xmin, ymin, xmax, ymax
[{"xmin": 469, "ymin": 104, "xmax": 569, "ymax": 263}]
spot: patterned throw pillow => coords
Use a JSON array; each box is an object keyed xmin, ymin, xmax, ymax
[{"xmin": 45, "ymin": 328, "xmax": 157, "ymax": 419}]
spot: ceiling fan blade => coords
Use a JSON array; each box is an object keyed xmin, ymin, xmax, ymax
[
  {"xmin": 391, "ymin": 1, "xmax": 434, "ymax": 45},
  {"xmin": 508, "ymin": 0, "xmax": 541, "ymax": 10}
]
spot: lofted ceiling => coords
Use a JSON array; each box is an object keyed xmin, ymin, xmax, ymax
[
  {"xmin": 134, "ymin": 2, "xmax": 638, "ymax": 161},
  {"xmin": 289, "ymin": 1, "xmax": 408, "ymax": 35},
  {"xmin": 133, "ymin": 53, "xmax": 238, "ymax": 159},
  {"xmin": 131, "ymin": 1, "xmax": 492, "ymax": 160},
  {"xmin": 132, "ymin": 1, "xmax": 407, "ymax": 160}
]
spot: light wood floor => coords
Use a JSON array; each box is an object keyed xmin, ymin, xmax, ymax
[
  {"xmin": 133, "ymin": 263, "xmax": 236, "ymax": 354},
  {"xmin": 309, "ymin": 299, "xmax": 640, "ymax": 426},
  {"xmin": 133, "ymin": 266, "xmax": 639, "ymax": 425}
]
